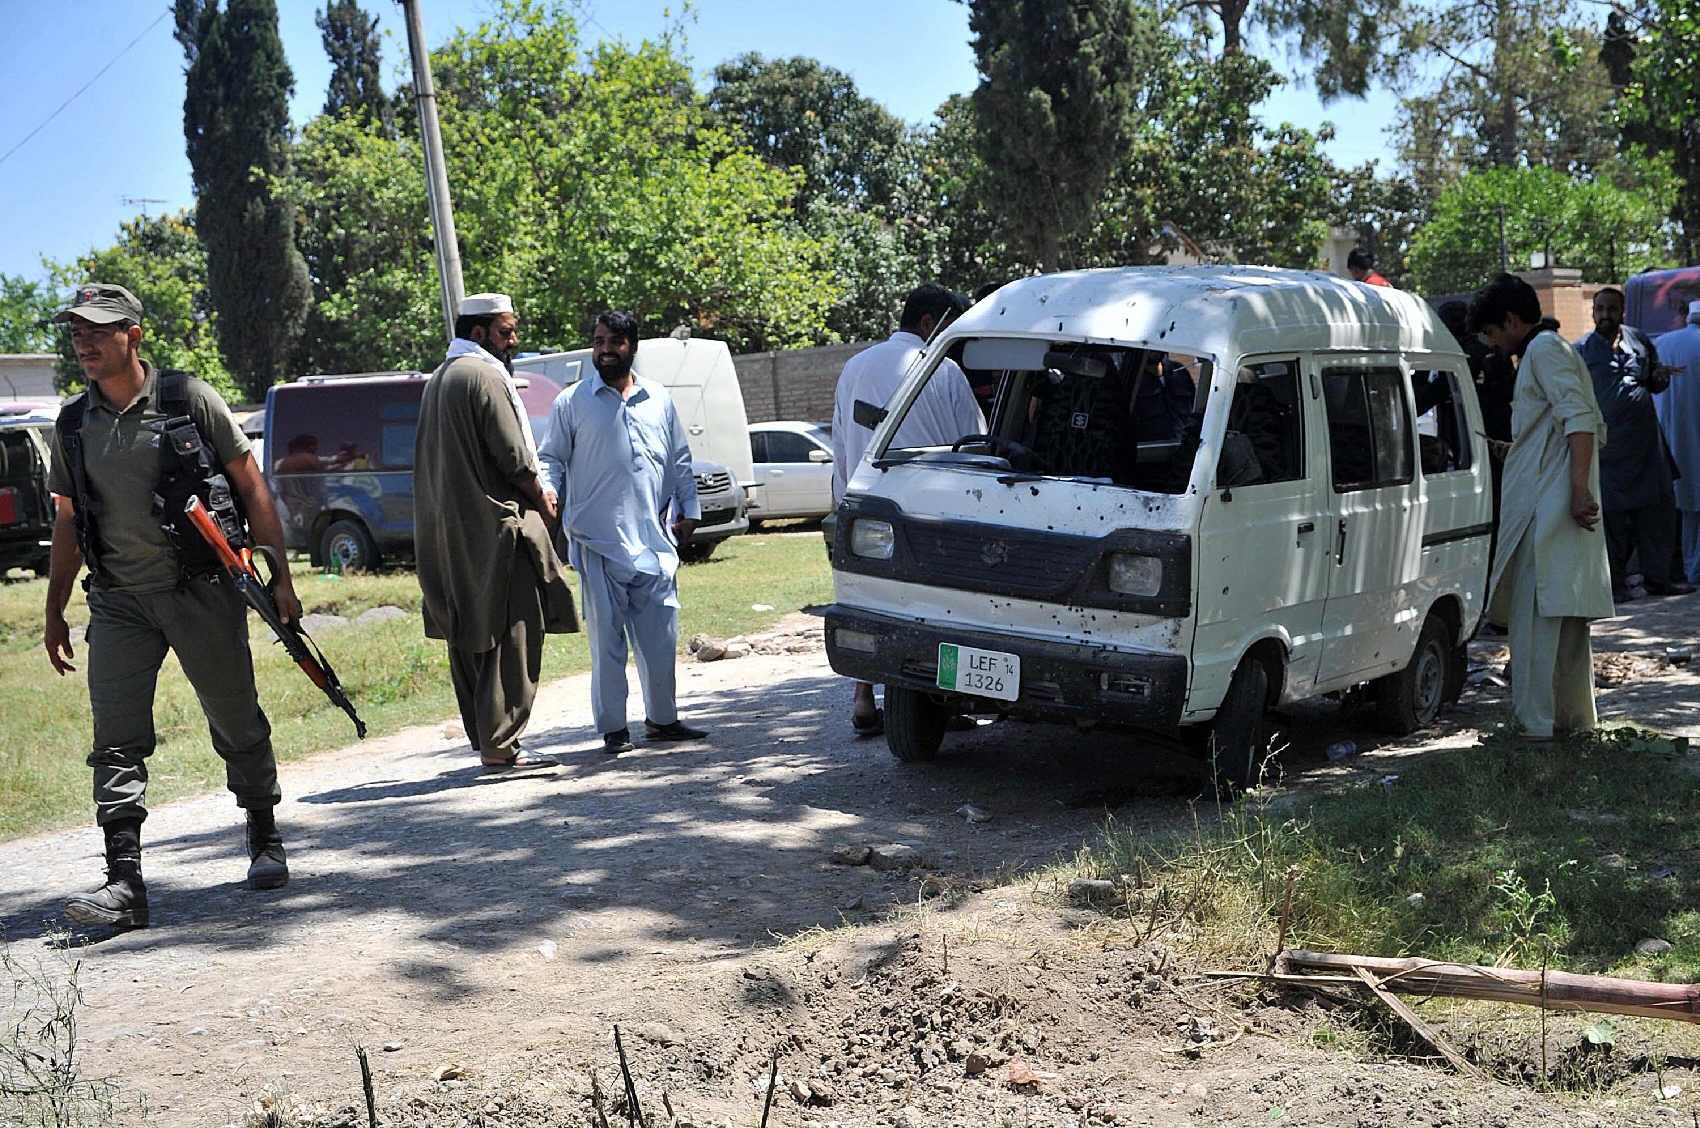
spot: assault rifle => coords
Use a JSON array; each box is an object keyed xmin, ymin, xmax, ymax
[{"xmin": 184, "ymin": 496, "xmax": 368, "ymax": 738}]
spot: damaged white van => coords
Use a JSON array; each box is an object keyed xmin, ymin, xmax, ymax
[{"xmin": 824, "ymin": 267, "xmax": 1493, "ymax": 792}]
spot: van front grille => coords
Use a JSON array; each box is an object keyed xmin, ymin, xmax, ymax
[{"xmin": 902, "ymin": 522, "xmax": 1093, "ymax": 599}]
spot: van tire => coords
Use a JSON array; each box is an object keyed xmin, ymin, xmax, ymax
[
  {"xmin": 320, "ymin": 519, "xmax": 378, "ymax": 573},
  {"xmin": 1377, "ymin": 616, "xmax": 1452, "ymax": 735},
  {"xmin": 1209, "ymin": 657, "xmax": 1273, "ymax": 798},
  {"xmin": 885, "ymin": 686, "xmax": 948, "ymax": 763}
]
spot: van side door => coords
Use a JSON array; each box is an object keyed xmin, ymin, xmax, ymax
[
  {"xmin": 1316, "ymin": 360, "xmax": 1424, "ymax": 687},
  {"xmin": 1411, "ymin": 365, "xmax": 1491, "ymax": 630},
  {"xmin": 1191, "ymin": 357, "xmax": 1334, "ymax": 711}
]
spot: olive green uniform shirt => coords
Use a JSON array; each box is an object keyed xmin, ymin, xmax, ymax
[{"xmin": 48, "ymin": 362, "xmax": 249, "ymax": 593}]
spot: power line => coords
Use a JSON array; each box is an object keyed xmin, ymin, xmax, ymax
[{"xmin": 0, "ymin": 8, "xmax": 170, "ymax": 172}]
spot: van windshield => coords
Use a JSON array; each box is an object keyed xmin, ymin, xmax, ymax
[{"xmin": 880, "ymin": 337, "xmax": 1211, "ymax": 494}]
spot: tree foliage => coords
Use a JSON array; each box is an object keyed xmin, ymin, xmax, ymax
[
  {"xmin": 175, "ymin": 0, "xmax": 312, "ymax": 399},
  {"xmin": 1406, "ymin": 163, "xmax": 1676, "ymax": 293},
  {"xmin": 0, "ymin": 275, "xmax": 57, "ymax": 355},
  {"xmin": 1393, "ymin": 0, "xmax": 1620, "ymax": 188},
  {"xmin": 51, "ymin": 213, "xmax": 239, "ymax": 401},
  {"xmin": 281, "ymin": 1, "xmax": 837, "ymax": 372},
  {"xmin": 282, "ymin": 114, "xmax": 440, "ymax": 375},
  {"xmin": 317, "ymin": 0, "xmax": 392, "ymax": 128},
  {"xmin": 706, "ymin": 53, "xmax": 942, "ymax": 340},
  {"xmin": 707, "ymin": 53, "xmax": 914, "ymax": 214},
  {"xmin": 1612, "ymin": 0, "xmax": 1700, "ymax": 261},
  {"xmin": 967, "ymin": 0, "xmax": 1165, "ymax": 271}
]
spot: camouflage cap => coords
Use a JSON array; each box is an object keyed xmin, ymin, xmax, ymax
[{"xmin": 53, "ymin": 283, "xmax": 144, "ymax": 326}]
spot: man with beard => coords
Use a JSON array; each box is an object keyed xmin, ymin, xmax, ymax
[
  {"xmin": 1573, "ymin": 287, "xmax": 1693, "ymax": 601},
  {"xmin": 537, "ymin": 310, "xmax": 707, "ymax": 754},
  {"xmin": 415, "ymin": 293, "xmax": 578, "ymax": 771}
]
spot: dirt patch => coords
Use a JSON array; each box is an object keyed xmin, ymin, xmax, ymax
[{"xmin": 4, "ymin": 604, "xmax": 1700, "ymax": 1125}]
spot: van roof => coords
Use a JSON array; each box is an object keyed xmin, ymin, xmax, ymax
[
  {"xmin": 957, "ymin": 266, "xmax": 1469, "ymax": 362},
  {"xmin": 288, "ymin": 370, "xmax": 427, "ymax": 386}
]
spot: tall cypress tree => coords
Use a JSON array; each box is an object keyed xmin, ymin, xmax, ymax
[
  {"xmin": 318, "ymin": 0, "xmax": 391, "ymax": 127},
  {"xmin": 175, "ymin": 0, "xmax": 311, "ymax": 400},
  {"xmin": 967, "ymin": 0, "xmax": 1160, "ymax": 272}
]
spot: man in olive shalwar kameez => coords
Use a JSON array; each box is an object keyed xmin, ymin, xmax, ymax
[
  {"xmin": 415, "ymin": 293, "xmax": 578, "ymax": 771},
  {"xmin": 1471, "ymin": 274, "xmax": 1614, "ymax": 741}
]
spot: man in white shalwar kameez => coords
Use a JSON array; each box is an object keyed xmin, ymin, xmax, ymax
[
  {"xmin": 1471, "ymin": 273, "xmax": 1614, "ymax": 740},
  {"xmin": 537, "ymin": 310, "xmax": 708, "ymax": 754},
  {"xmin": 1652, "ymin": 301, "xmax": 1700, "ymax": 583}
]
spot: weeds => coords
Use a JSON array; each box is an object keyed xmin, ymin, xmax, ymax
[
  {"xmin": 1076, "ymin": 724, "xmax": 1700, "ymax": 978},
  {"xmin": 0, "ymin": 937, "xmax": 115, "ymax": 1128}
]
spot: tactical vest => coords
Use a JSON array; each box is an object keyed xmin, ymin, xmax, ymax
[{"xmin": 55, "ymin": 370, "xmax": 250, "ymax": 585}]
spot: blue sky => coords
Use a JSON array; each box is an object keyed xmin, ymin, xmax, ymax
[{"xmin": 0, "ymin": 0, "xmax": 1403, "ymax": 282}]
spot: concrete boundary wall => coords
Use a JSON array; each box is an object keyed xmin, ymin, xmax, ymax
[{"xmin": 733, "ymin": 341, "xmax": 876, "ymax": 424}]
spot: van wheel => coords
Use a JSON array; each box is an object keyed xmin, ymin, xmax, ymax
[
  {"xmin": 320, "ymin": 519, "xmax": 378, "ymax": 572},
  {"xmin": 1209, "ymin": 657, "xmax": 1274, "ymax": 798},
  {"xmin": 885, "ymin": 686, "xmax": 948, "ymax": 763},
  {"xmin": 1377, "ymin": 616, "xmax": 1452, "ymax": 735},
  {"xmin": 30, "ymin": 554, "xmax": 51, "ymax": 578}
]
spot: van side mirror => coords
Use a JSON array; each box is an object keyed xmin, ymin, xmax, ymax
[
  {"xmin": 808, "ymin": 448, "xmax": 831, "ymax": 463},
  {"xmin": 853, "ymin": 400, "xmax": 888, "ymax": 429}
]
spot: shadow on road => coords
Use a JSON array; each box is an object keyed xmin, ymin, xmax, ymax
[{"xmin": 1, "ymin": 666, "xmax": 1500, "ymax": 979}]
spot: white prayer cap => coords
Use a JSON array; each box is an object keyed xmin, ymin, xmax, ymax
[
  {"xmin": 459, "ymin": 292, "xmax": 514, "ymax": 317},
  {"xmin": 1687, "ymin": 299, "xmax": 1700, "ymax": 323}
]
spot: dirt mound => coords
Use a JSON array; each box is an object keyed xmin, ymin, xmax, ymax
[{"xmin": 275, "ymin": 893, "xmax": 1618, "ymax": 1128}]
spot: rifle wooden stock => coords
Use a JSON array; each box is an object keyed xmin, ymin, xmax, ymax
[{"xmin": 184, "ymin": 496, "xmax": 368, "ymax": 738}]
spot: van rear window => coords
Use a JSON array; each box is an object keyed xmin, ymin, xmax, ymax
[{"xmin": 269, "ymin": 382, "xmax": 423, "ymax": 475}]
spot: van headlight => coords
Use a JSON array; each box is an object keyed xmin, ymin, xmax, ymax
[
  {"xmin": 850, "ymin": 519, "xmax": 895, "ymax": 560},
  {"xmin": 1107, "ymin": 553, "xmax": 1162, "ymax": 597}
]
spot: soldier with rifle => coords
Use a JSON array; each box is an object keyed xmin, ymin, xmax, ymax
[{"xmin": 43, "ymin": 284, "xmax": 301, "ymax": 929}]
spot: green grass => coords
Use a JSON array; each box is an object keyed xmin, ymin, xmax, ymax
[
  {"xmin": 1079, "ymin": 725, "xmax": 1700, "ymax": 982},
  {"xmin": 0, "ymin": 531, "xmax": 831, "ymax": 842}
]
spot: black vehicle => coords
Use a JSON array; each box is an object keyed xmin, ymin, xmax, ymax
[{"xmin": 0, "ymin": 407, "xmax": 56, "ymax": 575}]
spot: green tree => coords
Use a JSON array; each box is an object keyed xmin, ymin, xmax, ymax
[
  {"xmin": 1406, "ymin": 163, "xmax": 1676, "ymax": 293},
  {"xmin": 429, "ymin": 1, "xmax": 836, "ymax": 352},
  {"xmin": 1393, "ymin": 0, "xmax": 1621, "ymax": 188},
  {"xmin": 282, "ymin": 113, "xmax": 439, "ymax": 374},
  {"xmin": 0, "ymin": 275, "xmax": 57, "ymax": 354},
  {"xmin": 706, "ymin": 53, "xmax": 914, "ymax": 214},
  {"xmin": 318, "ymin": 0, "xmax": 392, "ymax": 128},
  {"xmin": 175, "ymin": 0, "xmax": 312, "ymax": 399},
  {"xmin": 1611, "ymin": 1, "xmax": 1700, "ymax": 261},
  {"xmin": 1330, "ymin": 166, "xmax": 1433, "ymax": 289},
  {"xmin": 707, "ymin": 53, "xmax": 957, "ymax": 340},
  {"xmin": 1172, "ymin": 0, "xmax": 1391, "ymax": 100},
  {"xmin": 52, "ymin": 212, "xmax": 239, "ymax": 401},
  {"xmin": 966, "ymin": 0, "xmax": 1165, "ymax": 271}
]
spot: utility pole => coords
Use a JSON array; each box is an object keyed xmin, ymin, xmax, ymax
[
  {"xmin": 1497, "ymin": 204, "xmax": 1508, "ymax": 275},
  {"xmin": 400, "ymin": 0, "xmax": 464, "ymax": 344}
]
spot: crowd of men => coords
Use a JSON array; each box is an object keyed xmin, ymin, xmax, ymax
[
  {"xmin": 34, "ymin": 261, "xmax": 1700, "ymax": 929},
  {"xmin": 41, "ymin": 286, "xmax": 712, "ymax": 928}
]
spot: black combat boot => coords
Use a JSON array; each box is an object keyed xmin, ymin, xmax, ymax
[
  {"xmin": 65, "ymin": 818, "xmax": 149, "ymax": 929},
  {"xmin": 245, "ymin": 807, "xmax": 289, "ymax": 890}
]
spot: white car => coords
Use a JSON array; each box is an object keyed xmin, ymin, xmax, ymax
[{"xmin": 748, "ymin": 421, "xmax": 834, "ymax": 522}]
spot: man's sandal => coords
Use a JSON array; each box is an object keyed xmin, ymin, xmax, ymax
[{"xmin": 481, "ymin": 752, "xmax": 561, "ymax": 773}]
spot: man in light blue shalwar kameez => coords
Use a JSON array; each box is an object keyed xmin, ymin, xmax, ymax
[{"xmin": 537, "ymin": 310, "xmax": 709, "ymax": 754}]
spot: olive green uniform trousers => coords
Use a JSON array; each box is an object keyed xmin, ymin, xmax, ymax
[{"xmin": 86, "ymin": 577, "xmax": 279, "ymax": 825}]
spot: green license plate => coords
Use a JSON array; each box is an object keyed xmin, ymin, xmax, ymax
[{"xmin": 937, "ymin": 643, "xmax": 1021, "ymax": 702}]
